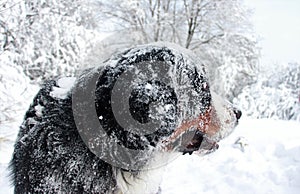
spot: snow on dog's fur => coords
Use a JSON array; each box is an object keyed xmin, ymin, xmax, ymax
[{"xmin": 9, "ymin": 43, "xmax": 241, "ymax": 194}]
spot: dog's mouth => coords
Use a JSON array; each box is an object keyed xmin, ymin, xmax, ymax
[
  {"xmin": 162, "ymin": 107, "xmax": 220, "ymax": 155},
  {"xmin": 163, "ymin": 125, "xmax": 220, "ymax": 155},
  {"xmin": 171, "ymin": 130, "xmax": 219, "ymax": 155}
]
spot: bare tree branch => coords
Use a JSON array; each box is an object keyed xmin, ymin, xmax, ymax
[
  {"xmin": 153, "ymin": 0, "xmax": 161, "ymax": 41},
  {"xmin": 190, "ymin": 33, "xmax": 224, "ymax": 50}
]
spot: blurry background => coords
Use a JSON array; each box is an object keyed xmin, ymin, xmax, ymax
[
  {"xmin": 0, "ymin": 0, "xmax": 299, "ymax": 193},
  {"xmin": 1, "ymin": 0, "xmax": 299, "ymax": 123}
]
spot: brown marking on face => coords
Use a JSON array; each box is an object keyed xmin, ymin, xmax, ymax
[
  {"xmin": 163, "ymin": 106, "xmax": 222, "ymax": 151},
  {"xmin": 173, "ymin": 107, "xmax": 220, "ymax": 139}
]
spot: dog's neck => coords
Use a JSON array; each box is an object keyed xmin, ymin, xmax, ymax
[{"xmin": 114, "ymin": 151, "xmax": 179, "ymax": 194}]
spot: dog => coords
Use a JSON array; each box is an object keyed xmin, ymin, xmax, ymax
[{"xmin": 9, "ymin": 43, "xmax": 241, "ymax": 194}]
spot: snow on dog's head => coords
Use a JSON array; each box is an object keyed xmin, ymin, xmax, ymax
[{"xmin": 73, "ymin": 42, "xmax": 241, "ymax": 170}]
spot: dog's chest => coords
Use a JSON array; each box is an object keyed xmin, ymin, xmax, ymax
[{"xmin": 115, "ymin": 152, "xmax": 178, "ymax": 194}]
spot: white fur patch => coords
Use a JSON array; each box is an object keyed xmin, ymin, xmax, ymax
[
  {"xmin": 211, "ymin": 91, "xmax": 237, "ymax": 140},
  {"xmin": 115, "ymin": 152, "xmax": 179, "ymax": 194}
]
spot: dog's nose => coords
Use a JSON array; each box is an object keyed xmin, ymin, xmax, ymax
[{"xmin": 233, "ymin": 109, "xmax": 242, "ymax": 120}]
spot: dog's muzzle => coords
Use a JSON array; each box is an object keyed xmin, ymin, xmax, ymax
[{"xmin": 166, "ymin": 105, "xmax": 242, "ymax": 155}]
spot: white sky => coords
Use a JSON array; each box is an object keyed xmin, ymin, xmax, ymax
[{"xmin": 245, "ymin": 0, "xmax": 300, "ymax": 65}]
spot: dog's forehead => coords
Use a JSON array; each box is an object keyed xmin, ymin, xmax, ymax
[
  {"xmin": 106, "ymin": 43, "xmax": 207, "ymax": 75},
  {"xmin": 102, "ymin": 44, "xmax": 212, "ymax": 115}
]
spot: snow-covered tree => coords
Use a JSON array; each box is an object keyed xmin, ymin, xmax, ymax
[
  {"xmin": 96, "ymin": 0, "xmax": 260, "ymax": 100},
  {"xmin": 0, "ymin": 0, "xmax": 100, "ymax": 125},
  {"xmin": 0, "ymin": 0, "xmax": 100, "ymax": 83},
  {"xmin": 235, "ymin": 62, "xmax": 300, "ymax": 121},
  {"xmin": 0, "ymin": 62, "xmax": 38, "ymax": 125},
  {"xmin": 22, "ymin": 0, "xmax": 102, "ymax": 82}
]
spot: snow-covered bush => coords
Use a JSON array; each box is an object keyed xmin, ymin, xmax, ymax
[
  {"xmin": 197, "ymin": 34, "xmax": 260, "ymax": 101},
  {"xmin": 235, "ymin": 62, "xmax": 300, "ymax": 121},
  {"xmin": 0, "ymin": 0, "xmax": 100, "ymax": 83},
  {"xmin": 0, "ymin": 54, "xmax": 38, "ymax": 125}
]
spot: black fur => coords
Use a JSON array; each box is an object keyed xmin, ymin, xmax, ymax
[
  {"xmin": 10, "ymin": 45, "xmax": 211, "ymax": 193},
  {"xmin": 10, "ymin": 80, "xmax": 116, "ymax": 193}
]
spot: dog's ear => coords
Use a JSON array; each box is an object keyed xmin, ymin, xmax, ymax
[{"xmin": 93, "ymin": 48, "xmax": 181, "ymax": 148}]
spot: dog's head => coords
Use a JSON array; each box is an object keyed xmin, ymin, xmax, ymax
[{"xmin": 72, "ymin": 43, "xmax": 241, "ymax": 170}]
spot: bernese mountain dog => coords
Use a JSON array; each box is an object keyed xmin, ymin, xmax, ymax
[{"xmin": 9, "ymin": 43, "xmax": 241, "ymax": 194}]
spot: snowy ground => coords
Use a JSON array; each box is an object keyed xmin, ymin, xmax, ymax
[
  {"xmin": 1, "ymin": 116, "xmax": 299, "ymax": 194},
  {"xmin": 162, "ymin": 118, "xmax": 300, "ymax": 194}
]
